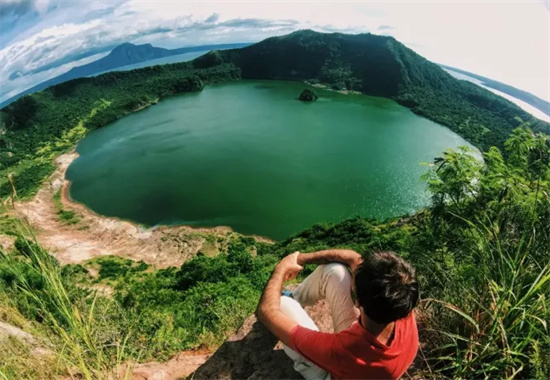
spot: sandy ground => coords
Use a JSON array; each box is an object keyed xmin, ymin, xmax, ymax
[
  {"xmin": 0, "ymin": 234, "xmax": 16, "ymax": 253},
  {"xmin": 12, "ymin": 152, "xmax": 268, "ymax": 268},
  {"xmin": 307, "ymin": 81, "xmax": 362, "ymax": 95}
]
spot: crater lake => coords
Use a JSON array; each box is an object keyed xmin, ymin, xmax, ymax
[{"xmin": 66, "ymin": 80, "xmax": 476, "ymax": 240}]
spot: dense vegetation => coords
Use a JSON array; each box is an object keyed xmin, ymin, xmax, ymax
[
  {"xmin": 213, "ymin": 30, "xmax": 550, "ymax": 150},
  {"xmin": 1, "ymin": 127, "xmax": 548, "ymax": 379},
  {"xmin": 2, "ymin": 30, "xmax": 549, "ymax": 200}
]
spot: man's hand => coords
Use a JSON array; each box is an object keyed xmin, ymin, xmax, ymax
[
  {"xmin": 277, "ymin": 251, "xmax": 303, "ymax": 281},
  {"xmin": 256, "ymin": 251, "xmax": 303, "ymax": 347},
  {"xmin": 257, "ymin": 249, "xmax": 361, "ymax": 349}
]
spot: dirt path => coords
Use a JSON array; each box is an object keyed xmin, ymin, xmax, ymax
[{"xmin": 13, "ymin": 153, "xmax": 266, "ymax": 268}]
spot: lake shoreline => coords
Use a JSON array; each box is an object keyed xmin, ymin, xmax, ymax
[
  {"xmin": 10, "ymin": 79, "xmax": 472, "ymax": 257},
  {"xmin": 305, "ymin": 80, "xmax": 362, "ymax": 95},
  {"xmin": 12, "ymin": 151, "xmax": 273, "ymax": 268},
  {"xmin": 62, "ymin": 153, "xmax": 276, "ymax": 245}
]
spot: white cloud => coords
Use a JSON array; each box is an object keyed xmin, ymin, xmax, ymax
[
  {"xmin": 0, "ymin": 51, "xmax": 108, "ymax": 101},
  {"xmin": 0, "ymin": 0, "xmax": 549, "ymax": 104},
  {"xmin": 0, "ymin": 18, "xmax": 106, "ymax": 95}
]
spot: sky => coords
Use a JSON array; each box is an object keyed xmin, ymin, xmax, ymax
[{"xmin": 0, "ymin": 0, "xmax": 549, "ymax": 105}]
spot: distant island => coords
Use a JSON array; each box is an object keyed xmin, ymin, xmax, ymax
[
  {"xmin": 0, "ymin": 42, "xmax": 251, "ymax": 109},
  {"xmin": 2, "ymin": 29, "xmax": 549, "ymax": 198},
  {"xmin": 440, "ymin": 64, "xmax": 550, "ymax": 117},
  {"xmin": 299, "ymin": 89, "xmax": 318, "ymax": 101}
]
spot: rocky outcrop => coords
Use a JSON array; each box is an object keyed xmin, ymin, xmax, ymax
[
  {"xmin": 191, "ymin": 316, "xmax": 299, "ymax": 380},
  {"xmin": 190, "ymin": 300, "xmax": 333, "ymax": 380},
  {"xmin": 128, "ymin": 300, "xmax": 333, "ymax": 380}
]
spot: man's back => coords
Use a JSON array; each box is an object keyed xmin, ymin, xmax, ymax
[{"xmin": 290, "ymin": 312, "xmax": 418, "ymax": 379}]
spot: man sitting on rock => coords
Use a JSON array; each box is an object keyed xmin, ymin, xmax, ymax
[{"xmin": 256, "ymin": 250, "xmax": 419, "ymax": 379}]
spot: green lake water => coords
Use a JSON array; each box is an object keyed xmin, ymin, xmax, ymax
[{"xmin": 67, "ymin": 80, "xmax": 474, "ymax": 240}]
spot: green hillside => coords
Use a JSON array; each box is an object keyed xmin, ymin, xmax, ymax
[{"xmin": 209, "ymin": 30, "xmax": 549, "ymax": 150}]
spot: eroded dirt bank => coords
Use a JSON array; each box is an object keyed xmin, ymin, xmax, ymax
[{"xmin": 14, "ymin": 152, "xmax": 270, "ymax": 268}]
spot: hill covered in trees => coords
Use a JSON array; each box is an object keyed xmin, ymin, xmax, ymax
[{"xmin": 205, "ymin": 30, "xmax": 549, "ymax": 150}]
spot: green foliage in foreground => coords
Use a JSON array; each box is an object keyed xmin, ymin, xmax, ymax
[
  {"xmin": 0, "ymin": 236, "xmax": 278, "ymax": 379},
  {"xmin": 0, "ymin": 127, "xmax": 548, "ymax": 379},
  {"xmin": 0, "ymin": 160, "xmax": 55, "ymax": 199},
  {"xmin": 95, "ymin": 256, "xmax": 149, "ymax": 281}
]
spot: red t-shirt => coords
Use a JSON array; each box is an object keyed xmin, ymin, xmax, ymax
[{"xmin": 289, "ymin": 312, "xmax": 418, "ymax": 379}]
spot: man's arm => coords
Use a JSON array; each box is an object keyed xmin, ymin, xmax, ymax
[
  {"xmin": 297, "ymin": 249, "xmax": 362, "ymax": 272},
  {"xmin": 256, "ymin": 252, "xmax": 303, "ymax": 347}
]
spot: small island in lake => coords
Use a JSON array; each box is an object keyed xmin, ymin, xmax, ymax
[{"xmin": 298, "ymin": 89, "xmax": 318, "ymax": 102}]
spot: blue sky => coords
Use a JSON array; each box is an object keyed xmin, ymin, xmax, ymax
[{"xmin": 0, "ymin": 0, "xmax": 549, "ymax": 104}]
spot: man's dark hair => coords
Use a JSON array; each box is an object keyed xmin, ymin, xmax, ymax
[{"xmin": 354, "ymin": 251, "xmax": 419, "ymax": 324}]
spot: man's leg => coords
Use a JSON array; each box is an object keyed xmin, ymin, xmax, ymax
[
  {"xmin": 293, "ymin": 264, "xmax": 360, "ymax": 332},
  {"xmin": 280, "ymin": 296, "xmax": 330, "ymax": 380}
]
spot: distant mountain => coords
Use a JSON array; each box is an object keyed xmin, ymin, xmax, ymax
[
  {"xmin": 0, "ymin": 42, "xmax": 250, "ymax": 108},
  {"xmin": 198, "ymin": 30, "xmax": 549, "ymax": 150},
  {"xmin": 440, "ymin": 64, "xmax": 550, "ymax": 118}
]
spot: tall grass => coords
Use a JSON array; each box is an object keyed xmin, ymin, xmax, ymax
[
  {"xmin": 423, "ymin": 225, "xmax": 550, "ymax": 378},
  {"xmin": 0, "ymin": 229, "xmax": 134, "ymax": 380},
  {"xmin": 419, "ymin": 153, "xmax": 550, "ymax": 378},
  {"xmin": 0, "ymin": 292, "xmax": 59, "ymax": 380}
]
